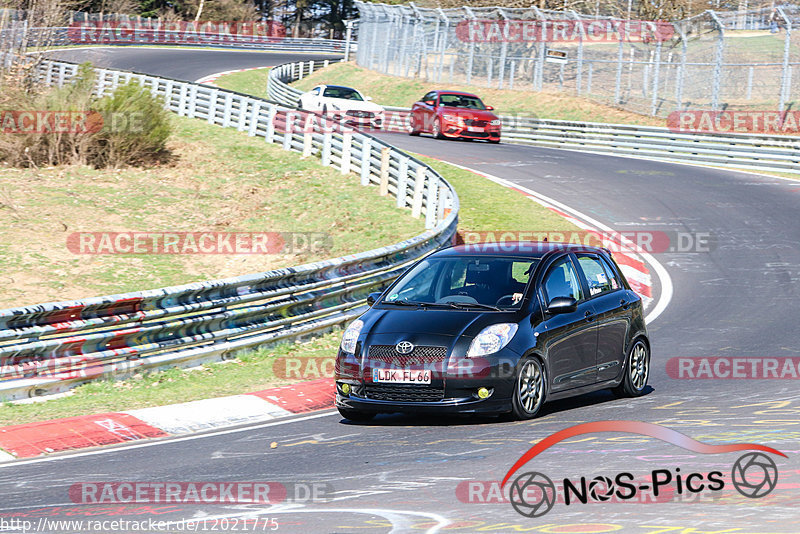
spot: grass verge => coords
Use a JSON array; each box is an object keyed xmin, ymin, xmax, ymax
[
  {"xmin": 0, "ymin": 112, "xmax": 424, "ymax": 308},
  {"xmin": 291, "ymin": 61, "xmax": 663, "ymax": 126},
  {"xmin": 211, "ymin": 67, "xmax": 271, "ymax": 96}
]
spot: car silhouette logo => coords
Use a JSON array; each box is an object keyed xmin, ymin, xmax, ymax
[{"xmin": 395, "ymin": 341, "xmax": 414, "ymax": 354}]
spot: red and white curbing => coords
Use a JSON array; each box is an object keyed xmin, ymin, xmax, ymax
[
  {"xmin": 0, "ymin": 379, "xmax": 334, "ymax": 460},
  {"xmin": 195, "ymin": 66, "xmax": 270, "ymax": 86}
]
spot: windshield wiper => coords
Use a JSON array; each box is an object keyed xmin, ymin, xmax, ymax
[
  {"xmin": 445, "ymin": 302, "xmax": 500, "ymax": 311},
  {"xmin": 382, "ymin": 300, "xmax": 431, "ymax": 307}
]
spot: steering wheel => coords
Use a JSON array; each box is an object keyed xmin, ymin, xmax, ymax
[{"xmin": 495, "ymin": 294, "xmax": 516, "ymax": 307}]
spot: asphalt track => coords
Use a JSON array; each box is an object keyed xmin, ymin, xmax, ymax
[{"xmin": 3, "ymin": 49, "xmax": 799, "ymax": 533}]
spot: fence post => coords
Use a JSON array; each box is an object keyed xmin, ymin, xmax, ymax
[
  {"xmin": 436, "ymin": 9, "xmax": 449, "ymax": 83},
  {"xmin": 411, "ymin": 166, "xmax": 425, "ymax": 218},
  {"xmin": 361, "ymin": 137, "xmax": 372, "ymax": 185},
  {"xmin": 464, "ymin": 6, "xmax": 476, "ymax": 85},
  {"xmin": 708, "ymin": 10, "xmax": 725, "ymax": 111},
  {"xmin": 570, "ymin": 10, "xmax": 585, "ymax": 95},
  {"xmin": 303, "ymin": 115, "xmax": 314, "ymax": 157},
  {"xmin": 650, "ymin": 27, "xmax": 662, "ymax": 116},
  {"xmin": 379, "ymin": 147, "xmax": 391, "ymax": 196},
  {"xmin": 674, "ymin": 23, "xmax": 688, "ymax": 110},
  {"xmin": 283, "ymin": 112, "xmax": 293, "ymax": 151},
  {"xmin": 497, "ymin": 8, "xmax": 509, "ymax": 89},
  {"xmin": 777, "ymin": 7, "xmax": 792, "ymax": 113},
  {"xmin": 614, "ymin": 20, "xmax": 624, "ymax": 104},
  {"xmin": 344, "ymin": 20, "xmax": 354, "ymax": 62}
]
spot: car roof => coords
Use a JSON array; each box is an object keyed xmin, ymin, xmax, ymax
[
  {"xmin": 434, "ymin": 90, "xmax": 481, "ymax": 98},
  {"xmin": 431, "ymin": 241, "xmax": 608, "ymax": 259},
  {"xmin": 323, "ymin": 85, "xmax": 359, "ymax": 91}
]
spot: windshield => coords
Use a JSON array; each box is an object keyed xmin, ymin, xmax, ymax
[
  {"xmin": 438, "ymin": 94, "xmax": 487, "ymax": 110},
  {"xmin": 323, "ymin": 86, "xmax": 364, "ymax": 101},
  {"xmin": 383, "ymin": 256, "xmax": 538, "ymax": 310}
]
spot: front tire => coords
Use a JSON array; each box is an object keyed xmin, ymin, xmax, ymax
[
  {"xmin": 511, "ymin": 357, "xmax": 545, "ymax": 420},
  {"xmin": 337, "ymin": 407, "xmax": 375, "ymax": 422},
  {"xmin": 613, "ymin": 339, "xmax": 650, "ymax": 397},
  {"xmin": 432, "ymin": 118, "xmax": 444, "ymax": 139}
]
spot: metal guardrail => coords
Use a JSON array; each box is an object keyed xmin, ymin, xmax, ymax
[
  {"xmin": 268, "ymin": 60, "xmax": 800, "ymax": 175},
  {"xmin": 0, "ymin": 59, "xmax": 458, "ymax": 401}
]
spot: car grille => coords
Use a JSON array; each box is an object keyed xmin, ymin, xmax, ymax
[
  {"xmin": 465, "ymin": 119, "xmax": 488, "ymax": 127},
  {"xmin": 465, "ymin": 131, "xmax": 490, "ymax": 138},
  {"xmin": 365, "ymin": 384, "xmax": 445, "ymax": 402},
  {"xmin": 346, "ymin": 110, "xmax": 374, "ymax": 118},
  {"xmin": 368, "ymin": 345, "xmax": 447, "ymax": 367}
]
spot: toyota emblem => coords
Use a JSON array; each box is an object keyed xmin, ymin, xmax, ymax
[{"xmin": 395, "ymin": 341, "xmax": 414, "ymax": 354}]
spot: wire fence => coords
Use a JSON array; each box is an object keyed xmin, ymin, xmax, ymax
[{"xmin": 355, "ymin": 1, "xmax": 800, "ymax": 117}]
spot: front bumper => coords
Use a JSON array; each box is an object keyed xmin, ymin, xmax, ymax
[
  {"xmin": 335, "ymin": 349, "xmax": 519, "ymax": 415},
  {"xmin": 441, "ymin": 123, "xmax": 501, "ymax": 140}
]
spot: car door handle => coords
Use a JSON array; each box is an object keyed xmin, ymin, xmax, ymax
[
  {"xmin": 584, "ymin": 310, "xmax": 595, "ymax": 322},
  {"xmin": 620, "ymin": 299, "xmax": 630, "ymax": 310}
]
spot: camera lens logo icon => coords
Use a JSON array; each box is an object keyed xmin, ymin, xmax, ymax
[
  {"xmin": 731, "ymin": 452, "xmax": 778, "ymax": 499},
  {"xmin": 509, "ymin": 472, "xmax": 556, "ymax": 517}
]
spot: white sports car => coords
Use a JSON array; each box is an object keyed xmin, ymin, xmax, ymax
[{"xmin": 297, "ymin": 85, "xmax": 385, "ymax": 129}]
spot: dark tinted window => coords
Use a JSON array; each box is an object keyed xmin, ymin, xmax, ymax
[
  {"xmin": 385, "ymin": 256, "xmax": 537, "ymax": 309},
  {"xmin": 323, "ymin": 86, "xmax": 363, "ymax": 100},
  {"xmin": 438, "ymin": 94, "xmax": 487, "ymax": 110},
  {"xmin": 543, "ymin": 257, "xmax": 583, "ymax": 302},
  {"xmin": 577, "ymin": 255, "xmax": 615, "ymax": 296}
]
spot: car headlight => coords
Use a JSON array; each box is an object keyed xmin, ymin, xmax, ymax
[
  {"xmin": 467, "ymin": 323, "xmax": 518, "ymax": 357},
  {"xmin": 490, "ymin": 119, "xmax": 501, "ymax": 126},
  {"xmin": 340, "ymin": 319, "xmax": 364, "ymax": 354}
]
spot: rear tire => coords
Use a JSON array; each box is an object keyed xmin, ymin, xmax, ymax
[
  {"xmin": 612, "ymin": 339, "xmax": 650, "ymax": 398},
  {"xmin": 337, "ymin": 407, "xmax": 375, "ymax": 422},
  {"xmin": 511, "ymin": 357, "xmax": 545, "ymax": 420}
]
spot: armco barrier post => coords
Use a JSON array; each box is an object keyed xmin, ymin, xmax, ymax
[
  {"xmin": 379, "ymin": 147, "xmax": 391, "ymax": 196},
  {"xmin": 397, "ymin": 156, "xmax": 409, "ymax": 208},
  {"xmin": 248, "ymin": 101, "xmax": 261, "ymax": 136},
  {"xmin": 425, "ymin": 175, "xmax": 438, "ymax": 229},
  {"xmin": 360, "ymin": 137, "xmax": 372, "ymax": 185},
  {"xmin": 412, "ymin": 166, "xmax": 425, "ymax": 218}
]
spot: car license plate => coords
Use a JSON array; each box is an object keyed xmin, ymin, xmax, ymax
[
  {"xmin": 372, "ymin": 368, "xmax": 431, "ymax": 384},
  {"xmin": 467, "ymin": 126, "xmax": 484, "ymax": 132}
]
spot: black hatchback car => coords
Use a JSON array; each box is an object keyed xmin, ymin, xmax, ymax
[{"xmin": 334, "ymin": 242, "xmax": 650, "ymax": 421}]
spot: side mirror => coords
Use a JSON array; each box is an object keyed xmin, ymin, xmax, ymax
[
  {"xmin": 424, "ymin": 100, "xmax": 435, "ymax": 106},
  {"xmin": 366, "ymin": 292, "xmax": 383, "ymax": 306},
  {"xmin": 365, "ymin": 96, "xmax": 373, "ymax": 101},
  {"xmin": 546, "ymin": 297, "xmax": 577, "ymax": 315},
  {"xmin": 485, "ymin": 105, "xmax": 494, "ymax": 110}
]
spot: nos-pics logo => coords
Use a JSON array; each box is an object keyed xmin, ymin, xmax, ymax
[{"xmin": 501, "ymin": 421, "xmax": 785, "ymax": 518}]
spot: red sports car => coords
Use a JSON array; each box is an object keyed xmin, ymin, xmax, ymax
[{"xmin": 410, "ymin": 90, "xmax": 501, "ymax": 143}]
